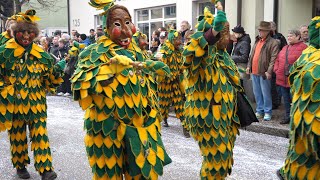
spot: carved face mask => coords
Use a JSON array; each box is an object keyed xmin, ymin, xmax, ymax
[
  {"xmin": 139, "ymin": 37, "xmax": 148, "ymax": 50},
  {"xmin": 173, "ymin": 34, "xmax": 182, "ymax": 49},
  {"xmin": 107, "ymin": 8, "xmax": 136, "ymax": 49},
  {"xmin": 15, "ymin": 30, "xmax": 36, "ymax": 47}
]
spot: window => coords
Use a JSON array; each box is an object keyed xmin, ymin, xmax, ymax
[
  {"xmin": 198, "ymin": 0, "xmax": 225, "ymax": 16},
  {"xmin": 135, "ymin": 5, "xmax": 176, "ymax": 46},
  {"xmin": 151, "ymin": 8, "xmax": 162, "ymax": 19},
  {"xmin": 314, "ymin": 0, "xmax": 320, "ymax": 16},
  {"xmin": 94, "ymin": 15, "xmax": 103, "ymax": 29},
  {"xmin": 137, "ymin": 10, "xmax": 149, "ymax": 21}
]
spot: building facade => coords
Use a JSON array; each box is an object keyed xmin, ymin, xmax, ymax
[{"xmin": 69, "ymin": 0, "xmax": 318, "ymax": 42}]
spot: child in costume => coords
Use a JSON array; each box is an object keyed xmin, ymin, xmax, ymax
[
  {"xmin": 71, "ymin": 1, "xmax": 172, "ymax": 179},
  {"xmin": 0, "ymin": 10, "xmax": 66, "ymax": 180},
  {"xmin": 182, "ymin": 2, "xmax": 242, "ymax": 179},
  {"xmin": 132, "ymin": 31, "xmax": 150, "ymax": 59},
  {"xmin": 157, "ymin": 30, "xmax": 187, "ymax": 135},
  {"xmin": 277, "ymin": 16, "xmax": 320, "ymax": 180}
]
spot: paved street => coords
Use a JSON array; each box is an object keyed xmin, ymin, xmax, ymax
[{"xmin": 0, "ymin": 96, "xmax": 288, "ymax": 180}]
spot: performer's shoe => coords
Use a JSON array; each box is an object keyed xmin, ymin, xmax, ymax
[
  {"xmin": 16, "ymin": 167, "xmax": 30, "ymax": 179},
  {"xmin": 41, "ymin": 170, "xmax": 57, "ymax": 180},
  {"xmin": 182, "ymin": 128, "xmax": 190, "ymax": 138},
  {"xmin": 163, "ymin": 119, "xmax": 169, "ymax": 127},
  {"xmin": 276, "ymin": 169, "xmax": 284, "ymax": 180}
]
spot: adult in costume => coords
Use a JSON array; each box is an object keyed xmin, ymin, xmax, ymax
[
  {"xmin": 278, "ymin": 16, "xmax": 320, "ymax": 180},
  {"xmin": 71, "ymin": 0, "xmax": 172, "ymax": 179},
  {"xmin": 182, "ymin": 2, "xmax": 241, "ymax": 179},
  {"xmin": 0, "ymin": 10, "xmax": 66, "ymax": 180},
  {"xmin": 157, "ymin": 30, "xmax": 186, "ymax": 131}
]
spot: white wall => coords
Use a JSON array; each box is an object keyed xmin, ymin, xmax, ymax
[
  {"xmin": 69, "ymin": 0, "xmax": 98, "ymax": 34},
  {"xmin": 278, "ymin": 0, "xmax": 313, "ymax": 36}
]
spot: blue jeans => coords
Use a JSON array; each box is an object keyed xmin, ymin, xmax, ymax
[
  {"xmin": 278, "ymin": 86, "xmax": 292, "ymax": 119},
  {"xmin": 251, "ymin": 74, "xmax": 272, "ymax": 115}
]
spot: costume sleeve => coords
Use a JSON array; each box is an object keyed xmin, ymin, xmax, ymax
[{"xmin": 41, "ymin": 53, "xmax": 65, "ymax": 93}]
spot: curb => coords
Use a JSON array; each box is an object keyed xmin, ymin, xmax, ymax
[{"xmin": 169, "ymin": 113, "xmax": 290, "ymax": 138}]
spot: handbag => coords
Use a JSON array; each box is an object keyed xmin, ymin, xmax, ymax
[{"xmin": 236, "ymin": 91, "xmax": 259, "ymax": 127}]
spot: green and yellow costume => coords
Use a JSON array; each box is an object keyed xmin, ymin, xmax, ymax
[
  {"xmin": 71, "ymin": 1, "xmax": 172, "ymax": 179},
  {"xmin": 0, "ymin": 31, "xmax": 11, "ymax": 45},
  {"xmin": 158, "ymin": 30, "xmax": 185, "ymax": 123},
  {"xmin": 0, "ymin": 11, "xmax": 65, "ymax": 173},
  {"xmin": 279, "ymin": 16, "xmax": 320, "ymax": 180},
  {"xmin": 182, "ymin": 7, "xmax": 241, "ymax": 179}
]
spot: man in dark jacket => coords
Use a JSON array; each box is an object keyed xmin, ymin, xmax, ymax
[{"xmin": 231, "ymin": 25, "xmax": 251, "ymax": 84}]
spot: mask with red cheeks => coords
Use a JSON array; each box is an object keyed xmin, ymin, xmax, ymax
[
  {"xmin": 107, "ymin": 8, "xmax": 134, "ymax": 49},
  {"xmin": 15, "ymin": 30, "xmax": 35, "ymax": 47}
]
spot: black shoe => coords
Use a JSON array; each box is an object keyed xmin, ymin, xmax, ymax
[
  {"xmin": 41, "ymin": 170, "xmax": 57, "ymax": 180},
  {"xmin": 17, "ymin": 168, "xmax": 30, "ymax": 179},
  {"xmin": 182, "ymin": 128, "xmax": 190, "ymax": 138},
  {"xmin": 276, "ymin": 169, "xmax": 284, "ymax": 180},
  {"xmin": 163, "ymin": 119, "xmax": 169, "ymax": 127}
]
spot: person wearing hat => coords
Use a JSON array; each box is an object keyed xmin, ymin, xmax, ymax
[
  {"xmin": 277, "ymin": 16, "xmax": 320, "ymax": 180},
  {"xmin": 246, "ymin": 21, "xmax": 279, "ymax": 121},
  {"xmin": 231, "ymin": 24, "xmax": 251, "ymax": 85},
  {"xmin": 0, "ymin": 10, "xmax": 67, "ymax": 180},
  {"xmin": 71, "ymin": 0, "xmax": 172, "ymax": 179}
]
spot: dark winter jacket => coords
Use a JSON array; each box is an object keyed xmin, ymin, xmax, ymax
[
  {"xmin": 273, "ymin": 41, "xmax": 307, "ymax": 87},
  {"xmin": 231, "ymin": 34, "xmax": 251, "ymax": 79},
  {"xmin": 231, "ymin": 34, "xmax": 251, "ymax": 64}
]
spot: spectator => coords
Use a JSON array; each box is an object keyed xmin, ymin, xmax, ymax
[
  {"xmin": 96, "ymin": 25, "xmax": 103, "ymax": 33},
  {"xmin": 179, "ymin": 20, "xmax": 191, "ymax": 43},
  {"xmin": 157, "ymin": 31, "xmax": 167, "ymax": 52},
  {"xmin": 95, "ymin": 31, "xmax": 104, "ymax": 41},
  {"xmin": 150, "ymin": 37, "xmax": 160, "ymax": 55},
  {"xmin": 79, "ymin": 33, "xmax": 90, "ymax": 46},
  {"xmin": 54, "ymin": 29, "xmax": 62, "ymax": 37},
  {"xmin": 273, "ymin": 29, "xmax": 307, "ymax": 124},
  {"xmin": 56, "ymin": 38, "xmax": 71, "ymax": 96},
  {"xmin": 152, "ymin": 30, "xmax": 160, "ymax": 39},
  {"xmin": 246, "ymin": 21, "xmax": 279, "ymax": 121},
  {"xmin": 39, "ymin": 36, "xmax": 50, "ymax": 52},
  {"xmin": 183, "ymin": 29, "xmax": 193, "ymax": 46},
  {"xmin": 49, "ymin": 35, "xmax": 60, "ymax": 60},
  {"xmin": 71, "ymin": 29, "xmax": 78, "ymax": 39},
  {"xmin": 270, "ymin": 21, "xmax": 287, "ymax": 109},
  {"xmin": 231, "ymin": 24, "xmax": 251, "ymax": 84},
  {"xmin": 88, "ymin": 29, "xmax": 96, "ymax": 44},
  {"xmin": 300, "ymin": 25, "xmax": 309, "ymax": 44}
]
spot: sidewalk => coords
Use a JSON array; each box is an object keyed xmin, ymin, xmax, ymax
[{"xmin": 169, "ymin": 103, "xmax": 290, "ymax": 138}]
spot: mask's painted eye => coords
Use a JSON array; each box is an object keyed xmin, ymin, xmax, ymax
[
  {"xmin": 114, "ymin": 22, "xmax": 121, "ymax": 27},
  {"xmin": 125, "ymin": 21, "xmax": 130, "ymax": 25}
]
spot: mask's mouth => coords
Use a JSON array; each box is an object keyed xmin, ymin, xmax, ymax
[{"xmin": 119, "ymin": 38, "xmax": 131, "ymax": 48}]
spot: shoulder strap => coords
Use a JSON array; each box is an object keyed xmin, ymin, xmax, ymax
[{"xmin": 285, "ymin": 46, "xmax": 289, "ymax": 65}]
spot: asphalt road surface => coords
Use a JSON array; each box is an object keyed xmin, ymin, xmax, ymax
[{"xmin": 0, "ymin": 96, "xmax": 288, "ymax": 180}]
